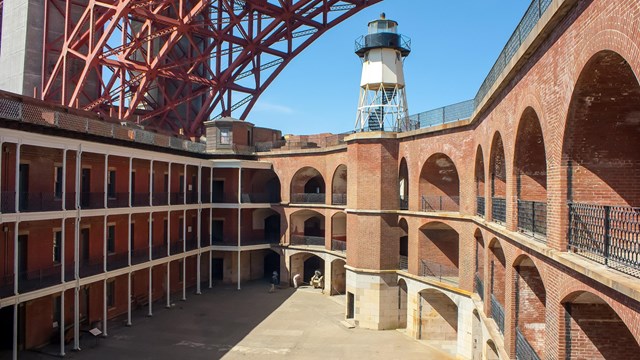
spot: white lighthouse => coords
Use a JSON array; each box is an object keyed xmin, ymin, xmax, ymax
[{"xmin": 355, "ymin": 13, "xmax": 411, "ymax": 132}]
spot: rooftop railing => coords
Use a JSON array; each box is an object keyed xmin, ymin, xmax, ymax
[
  {"xmin": 516, "ymin": 328, "xmax": 541, "ymax": 360},
  {"xmin": 517, "ymin": 200, "xmax": 547, "ymax": 240},
  {"xmin": 491, "ymin": 294, "xmax": 505, "ymax": 335},
  {"xmin": 419, "ymin": 259, "xmax": 459, "ymax": 286},
  {"xmin": 290, "ymin": 234, "xmax": 325, "ymax": 247},
  {"xmin": 291, "ymin": 193, "xmax": 325, "ymax": 204},
  {"xmin": 421, "ymin": 195, "xmax": 460, "ymax": 212}
]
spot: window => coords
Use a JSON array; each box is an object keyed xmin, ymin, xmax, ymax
[
  {"xmin": 106, "ymin": 281, "xmax": 115, "ymax": 307},
  {"xmin": 219, "ymin": 128, "xmax": 231, "ymax": 145},
  {"xmin": 107, "ymin": 225, "xmax": 116, "ymax": 254},
  {"xmin": 178, "ymin": 260, "xmax": 184, "ymax": 282},
  {"xmin": 130, "ymin": 223, "xmax": 135, "ymax": 252},
  {"xmin": 54, "ymin": 166, "xmax": 63, "ymax": 199},
  {"xmin": 107, "ymin": 170, "xmax": 116, "ymax": 198},
  {"xmin": 53, "ymin": 230, "xmax": 62, "ymax": 263}
]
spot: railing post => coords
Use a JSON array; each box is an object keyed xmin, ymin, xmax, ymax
[
  {"xmin": 603, "ymin": 205, "xmax": 611, "ymax": 267},
  {"xmin": 531, "ymin": 201, "xmax": 536, "ymax": 234}
]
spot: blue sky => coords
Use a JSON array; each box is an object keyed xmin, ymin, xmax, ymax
[{"xmin": 248, "ymin": 1, "xmax": 532, "ymax": 135}]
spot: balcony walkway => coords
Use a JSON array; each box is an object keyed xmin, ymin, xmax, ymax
[{"xmin": 16, "ymin": 282, "xmax": 452, "ymax": 359}]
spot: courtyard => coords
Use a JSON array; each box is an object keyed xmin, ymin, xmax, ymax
[{"xmin": 18, "ymin": 282, "xmax": 452, "ymax": 359}]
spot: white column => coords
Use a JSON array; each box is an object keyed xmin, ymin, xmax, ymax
[
  {"xmin": 104, "ymin": 154, "xmax": 108, "ymax": 208},
  {"xmin": 128, "ymin": 157, "xmax": 133, "ymax": 207},
  {"xmin": 76, "ymin": 148, "xmax": 81, "ymax": 210},
  {"xmin": 61, "ymin": 217, "xmax": 66, "ymax": 283},
  {"xmin": 13, "ymin": 222, "xmax": 18, "ymax": 294},
  {"xmin": 196, "ymin": 208, "xmax": 201, "ymax": 295},
  {"xmin": 149, "ymin": 160, "xmax": 154, "ymax": 206},
  {"xmin": 14, "ymin": 143, "xmax": 20, "ymax": 213},
  {"xmin": 167, "ymin": 211, "xmax": 171, "ymax": 257},
  {"xmin": 237, "ymin": 168, "xmax": 242, "ymax": 290},
  {"xmin": 182, "ymin": 209, "xmax": 186, "ymax": 301},
  {"xmin": 197, "ymin": 166, "xmax": 202, "ymax": 205},
  {"xmin": 127, "ymin": 272, "xmax": 132, "ymax": 326},
  {"xmin": 182, "ymin": 164, "xmax": 187, "ymax": 205},
  {"xmin": 128, "ymin": 213, "xmax": 132, "ymax": 266},
  {"xmin": 12, "ymin": 303, "xmax": 17, "ymax": 360},
  {"xmin": 165, "ymin": 264, "xmax": 171, "ymax": 308},
  {"xmin": 103, "ymin": 216, "xmax": 107, "ymax": 272},
  {"xmin": 209, "ymin": 250, "xmax": 213, "ymax": 289},
  {"xmin": 73, "ymin": 287, "xmax": 80, "ymax": 350},
  {"xmin": 103, "ymin": 280, "xmax": 108, "ymax": 337},
  {"xmin": 62, "ymin": 149, "xmax": 67, "ymax": 210},
  {"xmin": 209, "ymin": 167, "xmax": 213, "ymax": 203},
  {"xmin": 182, "ymin": 210, "xmax": 186, "ymax": 253},
  {"xmin": 182, "ymin": 259, "xmax": 186, "ymax": 301},
  {"xmin": 167, "ymin": 162, "xmax": 172, "ymax": 206},
  {"xmin": 148, "ymin": 266, "xmax": 153, "ymax": 317},
  {"xmin": 60, "ymin": 291, "xmax": 65, "ymax": 356},
  {"xmin": 148, "ymin": 213, "xmax": 153, "ymax": 261}
]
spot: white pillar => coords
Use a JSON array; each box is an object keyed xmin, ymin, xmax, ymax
[
  {"xmin": 209, "ymin": 250, "xmax": 213, "ymax": 289},
  {"xmin": 182, "ymin": 164, "xmax": 187, "ymax": 205},
  {"xmin": 196, "ymin": 253, "xmax": 201, "ymax": 295},
  {"xmin": 196, "ymin": 208, "xmax": 201, "ymax": 295},
  {"xmin": 197, "ymin": 165, "xmax": 202, "ymax": 204},
  {"xmin": 61, "ymin": 217, "xmax": 66, "ymax": 283},
  {"xmin": 103, "ymin": 216, "xmax": 107, "ymax": 272},
  {"xmin": 104, "ymin": 154, "xmax": 108, "ymax": 208},
  {"xmin": 128, "ymin": 158, "xmax": 133, "ymax": 207},
  {"xmin": 103, "ymin": 280, "xmax": 108, "ymax": 337},
  {"xmin": 148, "ymin": 266, "xmax": 153, "ymax": 317},
  {"xmin": 182, "ymin": 259, "xmax": 186, "ymax": 301},
  {"xmin": 128, "ymin": 213, "xmax": 132, "ymax": 266},
  {"xmin": 60, "ymin": 291, "xmax": 65, "ymax": 356},
  {"xmin": 165, "ymin": 264, "xmax": 171, "ymax": 308},
  {"xmin": 237, "ymin": 168, "xmax": 242, "ymax": 290},
  {"xmin": 76, "ymin": 148, "xmax": 81, "ymax": 210},
  {"xmin": 73, "ymin": 287, "xmax": 80, "ymax": 350},
  {"xmin": 149, "ymin": 160, "xmax": 154, "ymax": 206},
  {"xmin": 14, "ymin": 143, "xmax": 20, "ymax": 213},
  {"xmin": 168, "ymin": 162, "xmax": 172, "ymax": 206},
  {"xmin": 13, "ymin": 222, "xmax": 18, "ymax": 295},
  {"xmin": 127, "ymin": 272, "xmax": 132, "ymax": 326},
  {"xmin": 167, "ymin": 211, "xmax": 171, "ymax": 257},
  {"xmin": 62, "ymin": 149, "xmax": 67, "ymax": 210}
]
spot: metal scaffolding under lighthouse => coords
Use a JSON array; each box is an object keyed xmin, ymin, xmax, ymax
[{"xmin": 354, "ymin": 13, "xmax": 411, "ymax": 132}]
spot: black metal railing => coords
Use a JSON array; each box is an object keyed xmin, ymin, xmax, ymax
[
  {"xmin": 492, "ymin": 197, "xmax": 506, "ymax": 224},
  {"xmin": 331, "ymin": 239, "xmax": 347, "ymax": 252},
  {"xmin": 290, "ymin": 234, "xmax": 325, "ymax": 247},
  {"xmin": 419, "ymin": 259, "xmax": 459, "ymax": 285},
  {"xmin": 17, "ymin": 192, "xmax": 61, "ymax": 212},
  {"xmin": 421, "ymin": 195, "xmax": 460, "ymax": 212},
  {"xmin": 1, "ymin": 191, "xmax": 16, "ymax": 213},
  {"xmin": 0, "ymin": 275, "xmax": 14, "ymax": 297},
  {"xmin": 107, "ymin": 192, "xmax": 129, "ymax": 208},
  {"xmin": 107, "ymin": 253, "xmax": 128, "ymax": 271},
  {"xmin": 169, "ymin": 192, "xmax": 185, "ymax": 204},
  {"xmin": 79, "ymin": 259, "xmax": 103, "ymax": 277},
  {"xmin": 132, "ymin": 193, "xmax": 150, "ymax": 207},
  {"xmin": 200, "ymin": 192, "xmax": 211, "ymax": 204},
  {"xmin": 80, "ymin": 192, "xmax": 105, "ymax": 209},
  {"xmin": 475, "ymin": 274, "xmax": 484, "ymax": 301},
  {"xmin": 332, "ymin": 193, "xmax": 347, "ymax": 206},
  {"xmin": 516, "ymin": 328, "xmax": 541, "ymax": 360},
  {"xmin": 241, "ymin": 193, "xmax": 280, "ymax": 204},
  {"xmin": 152, "ymin": 193, "xmax": 168, "ymax": 206},
  {"xmin": 18, "ymin": 266, "xmax": 62, "ymax": 293},
  {"xmin": 186, "ymin": 192, "xmax": 199, "ymax": 205},
  {"xmin": 186, "ymin": 237, "xmax": 198, "ymax": 251},
  {"xmin": 399, "ymin": 255, "xmax": 408, "ymax": 270},
  {"xmin": 400, "ymin": 198, "xmax": 408, "ymax": 210},
  {"xmin": 408, "ymin": 99, "xmax": 474, "ymax": 129},
  {"xmin": 517, "ymin": 200, "xmax": 547, "ymax": 239},
  {"xmin": 477, "ymin": 196, "xmax": 485, "ymax": 217},
  {"xmin": 568, "ymin": 202, "xmax": 640, "ymax": 277},
  {"xmin": 491, "ymin": 294, "xmax": 505, "ymax": 334},
  {"xmin": 152, "ymin": 244, "xmax": 168, "ymax": 259},
  {"xmin": 212, "ymin": 193, "xmax": 237, "ymax": 203},
  {"xmin": 291, "ymin": 193, "xmax": 325, "ymax": 204},
  {"xmin": 131, "ymin": 248, "xmax": 149, "ymax": 265},
  {"xmin": 170, "ymin": 240, "xmax": 184, "ymax": 254}
]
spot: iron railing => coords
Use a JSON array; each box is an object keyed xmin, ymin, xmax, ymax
[
  {"xmin": 200, "ymin": 192, "xmax": 212, "ymax": 204},
  {"xmin": 241, "ymin": 193, "xmax": 280, "ymax": 203},
  {"xmin": 186, "ymin": 192, "xmax": 199, "ymax": 205},
  {"xmin": 1, "ymin": 192, "xmax": 15, "ymax": 213},
  {"xmin": 131, "ymin": 248, "xmax": 149, "ymax": 265},
  {"xmin": 400, "ymin": 198, "xmax": 408, "ymax": 210},
  {"xmin": 185, "ymin": 237, "xmax": 198, "ymax": 251},
  {"xmin": 332, "ymin": 193, "xmax": 347, "ymax": 206},
  {"xmin": 331, "ymin": 239, "xmax": 347, "ymax": 252},
  {"xmin": 212, "ymin": 193, "xmax": 238, "ymax": 203},
  {"xmin": 475, "ymin": 274, "xmax": 484, "ymax": 301},
  {"xmin": 132, "ymin": 193, "xmax": 151, "ymax": 207},
  {"xmin": 17, "ymin": 192, "xmax": 61, "ymax": 212},
  {"xmin": 399, "ymin": 255, "xmax": 408, "ymax": 270},
  {"xmin": 151, "ymin": 244, "xmax": 168, "ymax": 259},
  {"xmin": 107, "ymin": 193, "xmax": 129, "ymax": 208},
  {"xmin": 409, "ymin": 100, "xmax": 474, "ymax": 129},
  {"xmin": 492, "ymin": 197, "xmax": 506, "ymax": 224},
  {"xmin": 0, "ymin": 275, "xmax": 14, "ymax": 297},
  {"xmin": 477, "ymin": 196, "xmax": 485, "ymax": 217},
  {"xmin": 18, "ymin": 266, "xmax": 62, "ymax": 293},
  {"xmin": 152, "ymin": 193, "xmax": 168, "ymax": 206},
  {"xmin": 421, "ymin": 195, "xmax": 460, "ymax": 212},
  {"xmin": 169, "ymin": 192, "xmax": 185, "ymax": 204},
  {"xmin": 79, "ymin": 259, "xmax": 103, "ymax": 277},
  {"xmin": 107, "ymin": 253, "xmax": 129, "ymax": 271},
  {"xmin": 290, "ymin": 234, "xmax": 325, "ymax": 247},
  {"xmin": 517, "ymin": 200, "xmax": 547, "ymax": 239},
  {"xmin": 170, "ymin": 240, "xmax": 184, "ymax": 254},
  {"xmin": 419, "ymin": 259, "xmax": 459, "ymax": 285},
  {"xmin": 491, "ymin": 294, "xmax": 505, "ymax": 335},
  {"xmin": 568, "ymin": 202, "xmax": 640, "ymax": 277},
  {"xmin": 291, "ymin": 193, "xmax": 325, "ymax": 204},
  {"xmin": 80, "ymin": 192, "xmax": 105, "ymax": 209},
  {"xmin": 516, "ymin": 328, "xmax": 541, "ymax": 360}
]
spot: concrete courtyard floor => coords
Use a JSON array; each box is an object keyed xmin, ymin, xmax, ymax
[{"xmin": 20, "ymin": 281, "xmax": 453, "ymax": 360}]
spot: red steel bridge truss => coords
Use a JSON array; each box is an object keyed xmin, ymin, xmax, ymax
[{"xmin": 40, "ymin": 0, "xmax": 380, "ymax": 137}]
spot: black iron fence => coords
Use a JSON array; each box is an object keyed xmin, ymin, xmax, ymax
[
  {"xmin": 241, "ymin": 193, "xmax": 280, "ymax": 204},
  {"xmin": 477, "ymin": 196, "xmax": 485, "ymax": 217},
  {"xmin": 331, "ymin": 239, "xmax": 347, "ymax": 252},
  {"xmin": 568, "ymin": 202, "xmax": 640, "ymax": 277},
  {"xmin": 186, "ymin": 237, "xmax": 198, "ymax": 251},
  {"xmin": 492, "ymin": 197, "xmax": 506, "ymax": 224},
  {"xmin": 400, "ymin": 198, "xmax": 408, "ymax": 210},
  {"xmin": 421, "ymin": 195, "xmax": 460, "ymax": 212},
  {"xmin": 1, "ymin": 192, "xmax": 15, "ymax": 213},
  {"xmin": 152, "ymin": 193, "xmax": 168, "ymax": 206},
  {"xmin": 79, "ymin": 259, "xmax": 104, "ymax": 277},
  {"xmin": 200, "ymin": 192, "xmax": 211, "ymax": 204},
  {"xmin": 475, "ymin": 274, "xmax": 484, "ymax": 301},
  {"xmin": 18, "ymin": 266, "xmax": 61, "ymax": 293},
  {"xmin": 291, "ymin": 193, "xmax": 325, "ymax": 204},
  {"xmin": 132, "ymin": 193, "xmax": 151, "ymax": 207},
  {"xmin": 80, "ymin": 192, "xmax": 105, "ymax": 209},
  {"xmin": 169, "ymin": 192, "xmax": 185, "ymax": 204},
  {"xmin": 516, "ymin": 328, "xmax": 541, "ymax": 360},
  {"xmin": 0, "ymin": 275, "xmax": 14, "ymax": 297},
  {"xmin": 170, "ymin": 240, "xmax": 184, "ymax": 254},
  {"xmin": 332, "ymin": 193, "xmax": 347, "ymax": 206},
  {"xmin": 419, "ymin": 259, "xmax": 459, "ymax": 285},
  {"xmin": 152, "ymin": 244, "xmax": 168, "ymax": 259},
  {"xmin": 290, "ymin": 234, "xmax": 325, "ymax": 247},
  {"xmin": 18, "ymin": 193, "xmax": 61, "ymax": 212},
  {"xmin": 517, "ymin": 200, "xmax": 547, "ymax": 239},
  {"xmin": 491, "ymin": 294, "xmax": 505, "ymax": 334},
  {"xmin": 399, "ymin": 255, "xmax": 408, "ymax": 270},
  {"xmin": 107, "ymin": 253, "xmax": 129, "ymax": 271},
  {"xmin": 131, "ymin": 248, "xmax": 149, "ymax": 265},
  {"xmin": 107, "ymin": 193, "xmax": 129, "ymax": 208}
]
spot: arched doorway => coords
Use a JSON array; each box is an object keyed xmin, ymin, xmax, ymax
[
  {"xmin": 330, "ymin": 259, "xmax": 346, "ymax": 295},
  {"xmin": 489, "ymin": 238, "xmax": 506, "ymax": 334},
  {"xmin": 419, "ymin": 153, "xmax": 460, "ymax": 212},
  {"xmin": 303, "ymin": 256, "xmax": 324, "ymax": 283},
  {"xmin": 290, "ymin": 167, "xmax": 326, "ymax": 204},
  {"xmin": 419, "ymin": 222, "xmax": 459, "ymax": 286},
  {"xmin": 397, "ymin": 279, "xmax": 408, "ymax": 329},
  {"xmin": 475, "ymin": 146, "xmax": 485, "ymax": 217},
  {"xmin": 290, "ymin": 210, "xmax": 325, "ymax": 247},
  {"xmin": 399, "ymin": 218, "xmax": 409, "ymax": 270},
  {"xmin": 514, "ymin": 255, "xmax": 546, "ymax": 359},
  {"xmin": 399, "ymin": 158, "xmax": 409, "ymax": 209},
  {"xmin": 418, "ymin": 288, "xmax": 458, "ymax": 356},
  {"xmin": 263, "ymin": 251, "xmax": 280, "ymax": 279},
  {"xmin": 331, "ymin": 165, "xmax": 347, "ymax": 205},
  {"xmin": 489, "ymin": 132, "xmax": 507, "ymax": 224}
]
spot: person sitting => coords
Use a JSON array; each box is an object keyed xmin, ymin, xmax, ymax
[{"xmin": 310, "ymin": 270, "xmax": 324, "ymax": 289}]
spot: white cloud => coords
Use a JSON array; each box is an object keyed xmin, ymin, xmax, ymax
[{"xmin": 254, "ymin": 101, "xmax": 295, "ymax": 114}]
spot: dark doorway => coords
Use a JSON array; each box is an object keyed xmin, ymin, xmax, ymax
[
  {"xmin": 163, "ymin": 174, "xmax": 169, "ymax": 193},
  {"xmin": 304, "ymin": 176, "xmax": 324, "ymax": 194},
  {"xmin": 263, "ymin": 252, "xmax": 280, "ymax": 279},
  {"xmin": 18, "ymin": 164, "xmax": 29, "ymax": 211},
  {"xmin": 347, "ymin": 292, "xmax": 355, "ymax": 319},
  {"xmin": 18, "ymin": 235, "xmax": 27, "ymax": 281},
  {"xmin": 212, "ymin": 220, "xmax": 223, "ymax": 243},
  {"xmin": 81, "ymin": 228, "xmax": 90, "ymax": 263},
  {"xmin": 264, "ymin": 214, "xmax": 280, "ymax": 243},
  {"xmin": 81, "ymin": 168, "xmax": 91, "ymax": 208},
  {"xmin": 211, "ymin": 258, "xmax": 223, "ymax": 281},
  {"xmin": 304, "ymin": 217, "xmax": 323, "ymax": 237},
  {"xmin": 212, "ymin": 181, "xmax": 224, "ymax": 202},
  {"xmin": 0, "ymin": 306, "xmax": 13, "ymax": 349},
  {"xmin": 400, "ymin": 236, "xmax": 408, "ymax": 257},
  {"xmin": 303, "ymin": 256, "xmax": 324, "ymax": 283}
]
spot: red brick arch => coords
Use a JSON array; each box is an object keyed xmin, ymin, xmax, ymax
[{"xmin": 419, "ymin": 153, "xmax": 461, "ymax": 212}]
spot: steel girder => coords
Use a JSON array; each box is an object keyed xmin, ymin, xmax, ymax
[{"xmin": 40, "ymin": 0, "xmax": 381, "ymax": 137}]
